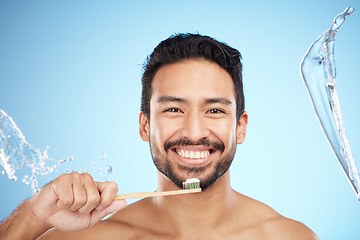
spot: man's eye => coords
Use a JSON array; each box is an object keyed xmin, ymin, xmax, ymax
[
  {"xmin": 165, "ymin": 108, "xmax": 181, "ymax": 113},
  {"xmin": 208, "ymin": 109, "xmax": 225, "ymax": 114}
]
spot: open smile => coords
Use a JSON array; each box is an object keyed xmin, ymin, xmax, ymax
[
  {"xmin": 171, "ymin": 146, "xmax": 215, "ymax": 166},
  {"xmin": 175, "ymin": 148, "xmax": 212, "ymax": 159}
]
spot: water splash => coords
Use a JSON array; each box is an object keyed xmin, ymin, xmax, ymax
[
  {"xmin": 300, "ymin": 7, "xmax": 360, "ymax": 200},
  {"xmin": 0, "ymin": 109, "xmax": 114, "ymax": 194}
]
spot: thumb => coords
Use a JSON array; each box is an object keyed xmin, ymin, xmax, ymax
[{"xmin": 91, "ymin": 200, "xmax": 127, "ymax": 223}]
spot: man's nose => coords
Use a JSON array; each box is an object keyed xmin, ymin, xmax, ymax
[{"xmin": 181, "ymin": 113, "xmax": 210, "ymax": 141}]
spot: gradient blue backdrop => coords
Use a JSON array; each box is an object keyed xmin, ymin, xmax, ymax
[{"xmin": 1, "ymin": 1, "xmax": 359, "ymax": 239}]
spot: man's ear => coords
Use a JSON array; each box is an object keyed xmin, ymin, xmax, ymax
[
  {"xmin": 139, "ymin": 111, "xmax": 150, "ymax": 142},
  {"xmin": 236, "ymin": 111, "xmax": 248, "ymax": 144}
]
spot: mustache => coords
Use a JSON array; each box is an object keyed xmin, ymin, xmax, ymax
[{"xmin": 164, "ymin": 138, "xmax": 225, "ymax": 153}]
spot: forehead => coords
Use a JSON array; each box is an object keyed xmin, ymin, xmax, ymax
[{"xmin": 151, "ymin": 59, "xmax": 235, "ymax": 103}]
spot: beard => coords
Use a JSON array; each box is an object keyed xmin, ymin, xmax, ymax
[{"xmin": 149, "ymin": 137, "xmax": 237, "ymax": 191}]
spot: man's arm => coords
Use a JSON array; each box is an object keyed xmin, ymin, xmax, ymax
[
  {"xmin": 0, "ymin": 172, "xmax": 127, "ymax": 240},
  {"xmin": 0, "ymin": 199, "xmax": 51, "ymax": 240}
]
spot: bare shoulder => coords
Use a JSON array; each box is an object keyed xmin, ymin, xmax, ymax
[
  {"xmin": 236, "ymin": 194, "xmax": 318, "ymax": 240},
  {"xmin": 259, "ymin": 217, "xmax": 319, "ymax": 240}
]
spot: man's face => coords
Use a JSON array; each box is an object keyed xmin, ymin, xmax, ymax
[{"xmin": 139, "ymin": 59, "xmax": 247, "ymax": 191}]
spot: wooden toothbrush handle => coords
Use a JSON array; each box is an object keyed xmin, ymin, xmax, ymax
[{"xmin": 114, "ymin": 188, "xmax": 201, "ymax": 200}]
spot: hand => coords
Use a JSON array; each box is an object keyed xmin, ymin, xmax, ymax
[{"xmin": 30, "ymin": 172, "xmax": 127, "ymax": 232}]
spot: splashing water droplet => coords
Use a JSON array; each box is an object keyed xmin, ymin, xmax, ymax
[
  {"xmin": 300, "ymin": 7, "xmax": 360, "ymax": 200},
  {"xmin": 331, "ymin": 7, "xmax": 355, "ymax": 31},
  {"xmin": 1, "ymin": 110, "xmax": 115, "ymax": 194},
  {"xmin": 0, "ymin": 109, "xmax": 72, "ymax": 194},
  {"xmin": 105, "ymin": 165, "xmax": 113, "ymax": 174}
]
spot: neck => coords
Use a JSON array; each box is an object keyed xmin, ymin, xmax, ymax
[{"xmin": 152, "ymin": 171, "xmax": 240, "ymax": 235}]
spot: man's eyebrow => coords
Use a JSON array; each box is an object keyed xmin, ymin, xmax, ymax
[
  {"xmin": 156, "ymin": 96, "xmax": 232, "ymax": 105},
  {"xmin": 204, "ymin": 97, "xmax": 232, "ymax": 105},
  {"xmin": 157, "ymin": 96, "xmax": 188, "ymax": 103}
]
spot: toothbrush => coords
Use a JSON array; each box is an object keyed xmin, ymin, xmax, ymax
[{"xmin": 114, "ymin": 178, "xmax": 201, "ymax": 200}]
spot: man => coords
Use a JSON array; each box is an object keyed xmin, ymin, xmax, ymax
[{"xmin": 0, "ymin": 33, "xmax": 318, "ymax": 239}]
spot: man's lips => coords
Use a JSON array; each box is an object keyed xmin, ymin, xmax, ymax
[
  {"xmin": 164, "ymin": 138, "xmax": 225, "ymax": 153},
  {"xmin": 164, "ymin": 138, "xmax": 224, "ymax": 166}
]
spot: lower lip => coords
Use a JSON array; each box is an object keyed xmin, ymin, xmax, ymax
[{"xmin": 172, "ymin": 150, "xmax": 212, "ymax": 167}]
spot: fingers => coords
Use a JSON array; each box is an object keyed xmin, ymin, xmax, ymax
[
  {"xmin": 77, "ymin": 174, "xmax": 100, "ymax": 214},
  {"xmin": 52, "ymin": 172, "xmax": 121, "ymax": 215},
  {"xmin": 52, "ymin": 173, "xmax": 77, "ymax": 210},
  {"xmin": 31, "ymin": 172, "xmax": 125, "ymax": 232},
  {"xmin": 105, "ymin": 199, "xmax": 127, "ymax": 213},
  {"xmin": 68, "ymin": 173, "xmax": 88, "ymax": 212},
  {"xmin": 91, "ymin": 199, "xmax": 127, "ymax": 224},
  {"xmin": 95, "ymin": 181, "xmax": 118, "ymax": 210}
]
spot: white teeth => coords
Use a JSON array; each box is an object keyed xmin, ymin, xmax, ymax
[
  {"xmin": 180, "ymin": 149, "xmax": 185, "ymax": 157},
  {"xmin": 184, "ymin": 150, "xmax": 190, "ymax": 158},
  {"xmin": 176, "ymin": 149, "xmax": 210, "ymax": 159}
]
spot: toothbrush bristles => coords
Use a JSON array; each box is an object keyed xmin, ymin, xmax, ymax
[{"xmin": 182, "ymin": 178, "xmax": 200, "ymax": 190}]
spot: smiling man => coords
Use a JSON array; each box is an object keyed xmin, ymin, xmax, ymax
[
  {"xmin": 0, "ymin": 33, "xmax": 318, "ymax": 240},
  {"xmin": 144, "ymin": 59, "xmax": 243, "ymax": 192}
]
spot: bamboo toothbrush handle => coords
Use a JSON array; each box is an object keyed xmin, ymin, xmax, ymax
[{"xmin": 114, "ymin": 188, "xmax": 201, "ymax": 200}]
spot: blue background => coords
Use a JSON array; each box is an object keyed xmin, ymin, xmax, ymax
[{"xmin": 1, "ymin": 1, "xmax": 359, "ymax": 239}]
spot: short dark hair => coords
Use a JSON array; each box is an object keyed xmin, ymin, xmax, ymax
[{"xmin": 141, "ymin": 33, "xmax": 244, "ymax": 122}]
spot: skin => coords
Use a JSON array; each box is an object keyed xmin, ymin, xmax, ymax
[{"xmin": 0, "ymin": 59, "xmax": 319, "ymax": 240}]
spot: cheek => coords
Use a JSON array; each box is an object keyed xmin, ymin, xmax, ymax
[
  {"xmin": 149, "ymin": 118, "xmax": 179, "ymax": 149},
  {"xmin": 209, "ymin": 120, "xmax": 238, "ymax": 146}
]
